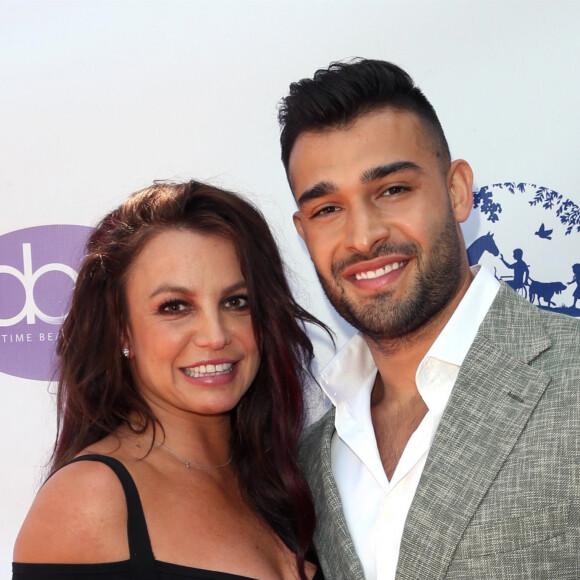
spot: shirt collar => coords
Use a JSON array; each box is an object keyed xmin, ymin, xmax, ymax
[
  {"xmin": 423, "ymin": 264, "xmax": 500, "ymax": 367},
  {"xmin": 319, "ymin": 265, "xmax": 500, "ymax": 408}
]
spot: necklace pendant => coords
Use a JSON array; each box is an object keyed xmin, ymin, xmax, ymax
[{"xmin": 154, "ymin": 440, "xmax": 232, "ymax": 469}]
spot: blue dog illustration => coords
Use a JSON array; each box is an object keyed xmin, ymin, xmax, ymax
[{"xmin": 529, "ymin": 280, "xmax": 567, "ymax": 307}]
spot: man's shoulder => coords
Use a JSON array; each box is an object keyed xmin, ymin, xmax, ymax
[
  {"xmin": 485, "ymin": 282, "xmax": 580, "ymax": 340},
  {"xmin": 300, "ymin": 407, "xmax": 335, "ymax": 448},
  {"xmin": 298, "ymin": 407, "xmax": 335, "ymax": 469},
  {"xmin": 535, "ymin": 301, "xmax": 580, "ymax": 332},
  {"xmin": 482, "ymin": 284, "xmax": 580, "ymax": 377}
]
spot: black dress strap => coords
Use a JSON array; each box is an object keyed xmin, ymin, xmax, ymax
[{"xmin": 67, "ymin": 454, "xmax": 158, "ymax": 580}]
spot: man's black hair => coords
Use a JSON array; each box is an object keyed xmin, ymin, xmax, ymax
[{"xmin": 278, "ymin": 58, "xmax": 451, "ymax": 174}]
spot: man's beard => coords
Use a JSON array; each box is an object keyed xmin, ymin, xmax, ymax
[{"xmin": 316, "ymin": 209, "xmax": 465, "ymax": 343}]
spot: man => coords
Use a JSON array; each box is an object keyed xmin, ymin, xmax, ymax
[{"xmin": 278, "ymin": 59, "xmax": 579, "ymax": 579}]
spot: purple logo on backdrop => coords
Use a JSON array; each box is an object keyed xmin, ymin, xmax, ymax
[{"xmin": 0, "ymin": 225, "xmax": 92, "ymax": 381}]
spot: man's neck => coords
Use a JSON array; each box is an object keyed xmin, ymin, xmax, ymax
[
  {"xmin": 367, "ymin": 327, "xmax": 435, "ymax": 405},
  {"xmin": 365, "ymin": 276, "xmax": 469, "ymax": 480},
  {"xmin": 366, "ymin": 267, "xmax": 474, "ymax": 405}
]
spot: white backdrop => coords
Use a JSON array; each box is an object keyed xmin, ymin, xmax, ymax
[{"xmin": 1, "ymin": 1, "xmax": 579, "ymax": 576}]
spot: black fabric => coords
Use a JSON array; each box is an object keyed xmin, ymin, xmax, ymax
[
  {"xmin": 70, "ymin": 454, "xmax": 157, "ymax": 580},
  {"xmin": 12, "ymin": 454, "xmax": 324, "ymax": 580}
]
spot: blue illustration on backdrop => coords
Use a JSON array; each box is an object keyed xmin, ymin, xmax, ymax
[{"xmin": 463, "ymin": 182, "xmax": 579, "ymax": 317}]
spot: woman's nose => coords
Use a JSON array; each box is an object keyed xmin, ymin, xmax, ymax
[{"xmin": 192, "ymin": 312, "xmax": 232, "ymax": 350}]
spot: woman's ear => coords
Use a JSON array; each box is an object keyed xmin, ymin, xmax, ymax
[{"xmin": 121, "ymin": 327, "xmax": 132, "ymax": 359}]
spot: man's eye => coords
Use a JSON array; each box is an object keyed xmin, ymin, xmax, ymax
[
  {"xmin": 381, "ymin": 185, "xmax": 408, "ymax": 196},
  {"xmin": 312, "ymin": 205, "xmax": 340, "ymax": 218},
  {"xmin": 224, "ymin": 295, "xmax": 249, "ymax": 310}
]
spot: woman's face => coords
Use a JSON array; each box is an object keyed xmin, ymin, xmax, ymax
[{"xmin": 123, "ymin": 228, "xmax": 260, "ymax": 420}]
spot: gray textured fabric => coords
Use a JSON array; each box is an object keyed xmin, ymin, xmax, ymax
[
  {"xmin": 299, "ymin": 407, "xmax": 365, "ymax": 580},
  {"xmin": 299, "ymin": 283, "xmax": 580, "ymax": 579}
]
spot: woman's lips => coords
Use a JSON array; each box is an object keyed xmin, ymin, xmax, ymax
[
  {"xmin": 182, "ymin": 362, "xmax": 235, "ymax": 378},
  {"xmin": 180, "ymin": 359, "xmax": 240, "ymax": 385}
]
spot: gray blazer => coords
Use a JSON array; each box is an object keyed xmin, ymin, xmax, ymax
[{"xmin": 299, "ymin": 284, "xmax": 580, "ymax": 579}]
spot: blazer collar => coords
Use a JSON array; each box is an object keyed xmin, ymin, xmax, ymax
[
  {"xmin": 300, "ymin": 409, "xmax": 366, "ymax": 580},
  {"xmin": 397, "ymin": 285, "xmax": 552, "ymax": 579}
]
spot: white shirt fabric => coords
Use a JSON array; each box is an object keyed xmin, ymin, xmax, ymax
[{"xmin": 319, "ymin": 266, "xmax": 500, "ymax": 580}]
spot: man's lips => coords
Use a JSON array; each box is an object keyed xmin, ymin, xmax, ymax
[
  {"xmin": 353, "ymin": 260, "xmax": 406, "ymax": 280},
  {"xmin": 340, "ymin": 256, "xmax": 409, "ymax": 281}
]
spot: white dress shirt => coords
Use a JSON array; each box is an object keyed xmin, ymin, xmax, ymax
[{"xmin": 319, "ymin": 266, "xmax": 500, "ymax": 580}]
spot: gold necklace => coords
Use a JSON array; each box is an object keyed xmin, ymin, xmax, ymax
[{"xmin": 154, "ymin": 440, "xmax": 232, "ymax": 469}]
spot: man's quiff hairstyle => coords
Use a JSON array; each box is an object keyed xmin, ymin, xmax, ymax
[{"xmin": 278, "ymin": 58, "xmax": 451, "ymax": 174}]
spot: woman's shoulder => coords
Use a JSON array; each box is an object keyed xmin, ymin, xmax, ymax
[{"xmin": 13, "ymin": 454, "xmax": 130, "ymax": 564}]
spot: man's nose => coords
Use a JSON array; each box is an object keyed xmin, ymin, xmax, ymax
[{"xmin": 344, "ymin": 201, "xmax": 389, "ymax": 254}]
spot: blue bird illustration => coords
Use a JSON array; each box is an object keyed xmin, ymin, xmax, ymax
[{"xmin": 535, "ymin": 223, "xmax": 553, "ymax": 240}]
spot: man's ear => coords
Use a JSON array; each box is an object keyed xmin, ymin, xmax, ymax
[
  {"xmin": 293, "ymin": 211, "xmax": 305, "ymax": 240},
  {"xmin": 447, "ymin": 159, "xmax": 474, "ymax": 223}
]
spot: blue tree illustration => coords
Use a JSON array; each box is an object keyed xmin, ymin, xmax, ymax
[
  {"xmin": 557, "ymin": 199, "xmax": 580, "ymax": 235},
  {"xmin": 473, "ymin": 185, "xmax": 502, "ymax": 222},
  {"xmin": 531, "ymin": 186, "xmax": 563, "ymax": 210},
  {"xmin": 472, "ymin": 183, "xmax": 579, "ymax": 235}
]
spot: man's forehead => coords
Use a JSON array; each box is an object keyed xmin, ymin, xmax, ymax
[
  {"xmin": 291, "ymin": 108, "xmax": 429, "ymax": 155},
  {"xmin": 289, "ymin": 110, "xmax": 431, "ymax": 181},
  {"xmin": 289, "ymin": 109, "xmax": 446, "ymax": 195}
]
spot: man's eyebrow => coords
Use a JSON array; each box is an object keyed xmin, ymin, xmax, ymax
[
  {"xmin": 361, "ymin": 161, "xmax": 422, "ymax": 184},
  {"xmin": 296, "ymin": 181, "xmax": 337, "ymax": 207}
]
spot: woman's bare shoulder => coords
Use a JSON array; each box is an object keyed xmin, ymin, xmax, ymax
[{"xmin": 13, "ymin": 457, "xmax": 130, "ymax": 564}]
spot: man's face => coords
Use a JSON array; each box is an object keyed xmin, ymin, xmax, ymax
[{"xmin": 288, "ymin": 108, "xmax": 473, "ymax": 342}]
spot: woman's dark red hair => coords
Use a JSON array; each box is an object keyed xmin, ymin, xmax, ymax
[{"xmin": 53, "ymin": 181, "xmax": 329, "ymax": 578}]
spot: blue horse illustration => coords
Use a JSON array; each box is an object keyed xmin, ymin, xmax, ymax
[{"xmin": 466, "ymin": 232, "xmax": 500, "ymax": 265}]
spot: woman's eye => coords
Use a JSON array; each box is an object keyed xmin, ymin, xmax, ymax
[
  {"xmin": 159, "ymin": 300, "xmax": 188, "ymax": 314},
  {"xmin": 224, "ymin": 295, "xmax": 249, "ymax": 310}
]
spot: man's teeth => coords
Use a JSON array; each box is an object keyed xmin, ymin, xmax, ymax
[
  {"xmin": 355, "ymin": 261, "xmax": 404, "ymax": 280},
  {"xmin": 183, "ymin": 363, "xmax": 234, "ymax": 378}
]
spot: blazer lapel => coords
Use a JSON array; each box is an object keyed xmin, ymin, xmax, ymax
[
  {"xmin": 396, "ymin": 285, "xmax": 552, "ymax": 579},
  {"xmin": 300, "ymin": 409, "xmax": 366, "ymax": 580}
]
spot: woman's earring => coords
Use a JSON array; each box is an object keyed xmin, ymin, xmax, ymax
[{"xmin": 123, "ymin": 348, "xmax": 130, "ymax": 358}]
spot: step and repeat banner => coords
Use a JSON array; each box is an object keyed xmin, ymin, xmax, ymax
[{"xmin": 1, "ymin": 1, "xmax": 579, "ymax": 575}]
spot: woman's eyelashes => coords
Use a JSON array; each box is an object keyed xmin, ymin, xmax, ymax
[
  {"xmin": 156, "ymin": 294, "xmax": 250, "ymax": 316},
  {"xmin": 158, "ymin": 298, "xmax": 190, "ymax": 315},
  {"xmin": 223, "ymin": 294, "xmax": 250, "ymax": 312}
]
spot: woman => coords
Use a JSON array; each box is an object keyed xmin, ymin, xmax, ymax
[{"xmin": 13, "ymin": 181, "xmax": 327, "ymax": 580}]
